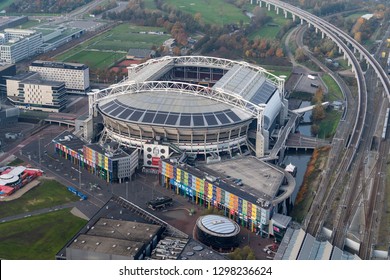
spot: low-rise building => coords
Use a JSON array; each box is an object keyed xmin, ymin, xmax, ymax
[
  {"xmin": 159, "ymin": 156, "xmax": 295, "ymax": 237},
  {"xmin": 29, "ymin": 60, "xmax": 90, "ymax": 94},
  {"xmin": 0, "ymin": 29, "xmax": 43, "ymax": 63},
  {"xmin": 7, "ymin": 73, "xmax": 67, "ymax": 112},
  {"xmin": 53, "ymin": 131, "xmax": 139, "ymax": 183}
]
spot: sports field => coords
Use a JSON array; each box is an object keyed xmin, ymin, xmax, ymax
[
  {"xmin": 62, "ymin": 50, "xmax": 124, "ymax": 70},
  {"xmin": 0, "ymin": 209, "xmax": 86, "ymax": 259},
  {"xmin": 0, "ymin": 179, "xmax": 80, "ymax": 219},
  {"xmin": 164, "ymin": 0, "xmax": 250, "ymax": 26},
  {"xmin": 54, "ymin": 24, "xmax": 169, "ymax": 70}
]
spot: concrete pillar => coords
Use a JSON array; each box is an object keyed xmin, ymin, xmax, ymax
[
  {"xmin": 300, "ymin": 18, "xmax": 303, "ymax": 25},
  {"xmin": 276, "ymin": 7, "xmax": 279, "ymax": 14},
  {"xmin": 315, "ymin": 27, "xmax": 318, "ymax": 33},
  {"xmin": 292, "ymin": 14, "xmax": 296, "ymax": 21},
  {"xmin": 268, "ymin": 4, "xmax": 271, "ymax": 11},
  {"xmin": 322, "ymin": 32, "xmax": 325, "ymax": 39},
  {"xmin": 360, "ymin": 53, "xmax": 363, "ymax": 60},
  {"xmin": 284, "ymin": 10, "xmax": 288, "ymax": 18},
  {"xmin": 259, "ymin": 1, "xmax": 262, "ymax": 8},
  {"xmin": 308, "ymin": 22, "xmax": 311, "ymax": 28}
]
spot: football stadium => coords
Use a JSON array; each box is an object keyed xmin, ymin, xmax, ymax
[{"xmin": 89, "ymin": 56, "xmax": 288, "ymax": 157}]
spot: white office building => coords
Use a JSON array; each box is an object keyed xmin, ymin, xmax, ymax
[
  {"xmin": 0, "ymin": 29, "xmax": 43, "ymax": 64},
  {"xmin": 29, "ymin": 60, "xmax": 90, "ymax": 94},
  {"xmin": 7, "ymin": 74, "xmax": 67, "ymax": 112}
]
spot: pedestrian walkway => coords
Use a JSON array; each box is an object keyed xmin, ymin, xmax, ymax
[{"xmin": 0, "ymin": 202, "xmax": 79, "ymax": 223}]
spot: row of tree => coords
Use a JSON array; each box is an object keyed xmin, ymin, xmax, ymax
[
  {"xmin": 90, "ymin": 0, "xmax": 118, "ymax": 16},
  {"xmin": 6, "ymin": 0, "xmax": 93, "ymax": 13}
]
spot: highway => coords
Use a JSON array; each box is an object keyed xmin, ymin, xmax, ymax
[{"xmin": 253, "ymin": 0, "xmax": 390, "ymax": 258}]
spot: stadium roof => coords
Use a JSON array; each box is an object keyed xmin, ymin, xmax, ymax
[
  {"xmin": 98, "ymin": 92, "xmax": 252, "ymax": 128},
  {"xmin": 213, "ymin": 64, "xmax": 277, "ymax": 105}
]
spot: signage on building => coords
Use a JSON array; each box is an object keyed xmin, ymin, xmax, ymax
[
  {"xmin": 143, "ymin": 144, "xmax": 169, "ymax": 168},
  {"xmin": 170, "ymin": 179, "xmax": 194, "ymax": 197}
]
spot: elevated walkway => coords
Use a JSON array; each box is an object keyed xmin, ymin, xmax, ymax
[
  {"xmin": 292, "ymin": 102, "xmax": 329, "ymax": 114},
  {"xmin": 285, "ymin": 133, "xmax": 331, "ymax": 150},
  {"xmin": 265, "ymin": 113, "xmax": 300, "ymax": 160}
]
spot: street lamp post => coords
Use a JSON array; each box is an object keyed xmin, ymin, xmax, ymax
[
  {"xmin": 126, "ymin": 181, "xmax": 128, "ymax": 200},
  {"xmin": 78, "ymin": 160, "xmax": 81, "ymax": 189},
  {"xmin": 38, "ymin": 137, "xmax": 41, "ymax": 165}
]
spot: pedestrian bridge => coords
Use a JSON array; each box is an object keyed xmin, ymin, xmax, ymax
[{"xmin": 292, "ymin": 102, "xmax": 329, "ymax": 114}]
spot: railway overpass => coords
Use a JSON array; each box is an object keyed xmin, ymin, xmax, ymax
[
  {"xmin": 250, "ymin": 0, "xmax": 390, "ymax": 258},
  {"xmin": 252, "ymin": 0, "xmax": 390, "ymax": 99}
]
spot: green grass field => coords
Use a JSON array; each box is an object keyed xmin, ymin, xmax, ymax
[
  {"xmin": 0, "ymin": 179, "xmax": 80, "ymax": 219},
  {"xmin": 63, "ymin": 50, "xmax": 125, "ymax": 70},
  {"xmin": 263, "ymin": 65, "xmax": 292, "ymax": 80},
  {"xmin": 143, "ymin": 0, "xmax": 158, "ymax": 10},
  {"xmin": 7, "ymin": 158, "xmax": 24, "ymax": 166},
  {"xmin": 318, "ymin": 110, "xmax": 342, "ymax": 139},
  {"xmin": 164, "ymin": 0, "xmax": 249, "ymax": 26},
  {"xmin": 0, "ymin": 209, "xmax": 86, "ymax": 259},
  {"xmin": 0, "ymin": 0, "xmax": 14, "ymax": 10},
  {"xmin": 345, "ymin": 12, "xmax": 366, "ymax": 21},
  {"xmin": 13, "ymin": 19, "xmax": 42, "ymax": 29},
  {"xmin": 322, "ymin": 74, "xmax": 343, "ymax": 101},
  {"xmin": 249, "ymin": 10, "xmax": 291, "ymax": 40},
  {"xmin": 54, "ymin": 23, "xmax": 169, "ymax": 70}
]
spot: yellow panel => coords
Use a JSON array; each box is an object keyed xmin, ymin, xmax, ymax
[{"xmin": 252, "ymin": 208, "xmax": 257, "ymax": 219}]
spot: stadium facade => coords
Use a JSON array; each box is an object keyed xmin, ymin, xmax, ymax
[{"xmin": 88, "ymin": 56, "xmax": 288, "ymax": 158}]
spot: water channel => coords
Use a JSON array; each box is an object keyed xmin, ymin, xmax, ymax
[{"xmin": 282, "ymin": 100, "xmax": 313, "ymax": 203}]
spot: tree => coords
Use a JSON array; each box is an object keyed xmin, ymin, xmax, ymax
[
  {"xmin": 295, "ymin": 47, "xmax": 306, "ymax": 62},
  {"xmin": 228, "ymin": 246, "xmax": 256, "ymax": 260},
  {"xmin": 275, "ymin": 48, "xmax": 284, "ymax": 58},
  {"xmin": 354, "ymin": 31, "xmax": 362, "ymax": 43},
  {"xmin": 312, "ymin": 87, "xmax": 324, "ymax": 104},
  {"xmin": 311, "ymin": 124, "xmax": 319, "ymax": 136},
  {"xmin": 312, "ymin": 104, "xmax": 325, "ymax": 122},
  {"xmin": 194, "ymin": 12, "xmax": 202, "ymax": 23}
]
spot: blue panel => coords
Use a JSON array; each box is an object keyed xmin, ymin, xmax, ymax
[
  {"xmin": 129, "ymin": 110, "xmax": 143, "ymax": 121},
  {"xmin": 103, "ymin": 103, "xmax": 118, "ymax": 113},
  {"xmin": 192, "ymin": 115, "xmax": 205, "ymax": 126},
  {"xmin": 153, "ymin": 113, "xmax": 168, "ymax": 124},
  {"xmin": 111, "ymin": 107, "xmax": 125, "ymax": 116},
  {"xmin": 100, "ymin": 101, "xmax": 114, "ymax": 110},
  {"xmin": 204, "ymin": 114, "xmax": 218, "ymax": 126},
  {"xmin": 166, "ymin": 114, "xmax": 179, "ymax": 125},
  {"xmin": 118, "ymin": 109, "xmax": 133, "ymax": 119},
  {"xmin": 180, "ymin": 114, "xmax": 191, "ymax": 126},
  {"xmin": 215, "ymin": 112, "xmax": 231, "ymax": 124},
  {"xmin": 142, "ymin": 111, "xmax": 156, "ymax": 123},
  {"xmin": 225, "ymin": 110, "xmax": 241, "ymax": 122}
]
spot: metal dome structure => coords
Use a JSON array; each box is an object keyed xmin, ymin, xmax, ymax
[{"xmin": 89, "ymin": 56, "xmax": 287, "ymax": 157}]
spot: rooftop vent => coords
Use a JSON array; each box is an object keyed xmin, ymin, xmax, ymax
[
  {"xmin": 81, "ymin": 240, "xmax": 86, "ymax": 244},
  {"xmin": 96, "ymin": 242, "xmax": 100, "ymax": 245},
  {"xmin": 112, "ymin": 244, "xmax": 117, "ymax": 248}
]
